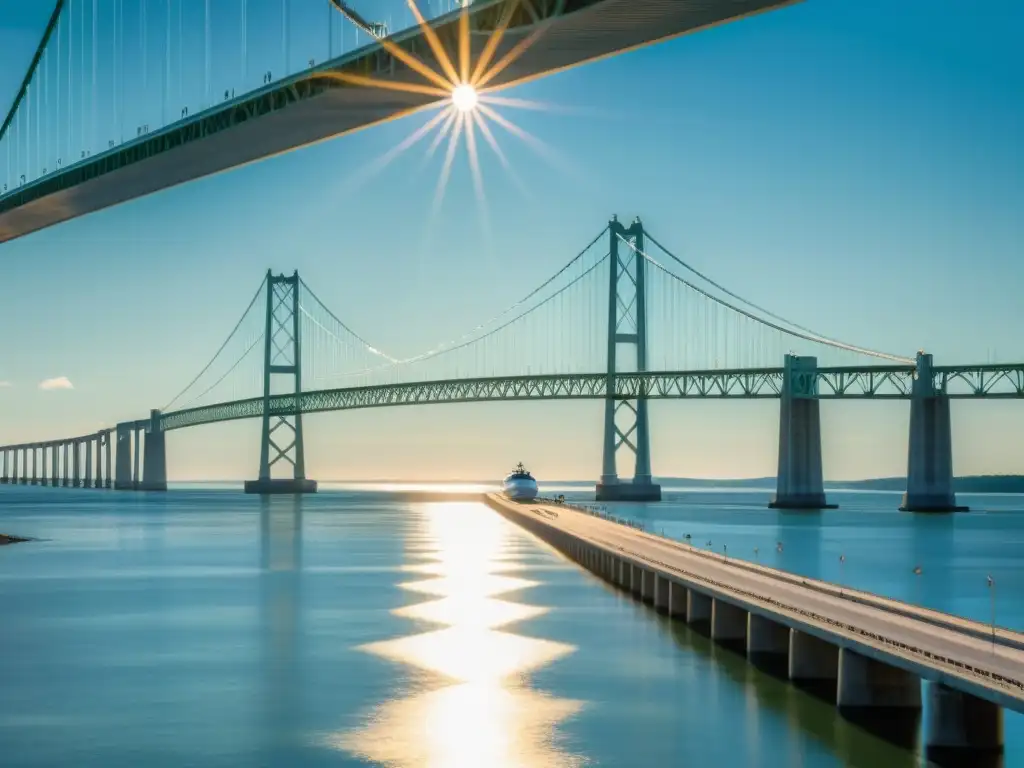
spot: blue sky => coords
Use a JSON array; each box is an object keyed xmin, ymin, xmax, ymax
[{"xmin": 1, "ymin": 0, "xmax": 1022, "ymax": 481}]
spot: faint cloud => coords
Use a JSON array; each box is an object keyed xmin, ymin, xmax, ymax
[
  {"xmin": 0, "ymin": 381, "xmax": 11, "ymax": 388},
  {"xmin": 39, "ymin": 376, "xmax": 74, "ymax": 391}
]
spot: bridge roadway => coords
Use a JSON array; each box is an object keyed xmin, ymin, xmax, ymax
[
  {"xmin": 486, "ymin": 493, "xmax": 1023, "ymax": 756},
  {"xmin": 0, "ymin": 0, "xmax": 798, "ymax": 243}
]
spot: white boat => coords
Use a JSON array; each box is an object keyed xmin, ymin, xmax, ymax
[{"xmin": 502, "ymin": 462, "xmax": 539, "ymax": 502}]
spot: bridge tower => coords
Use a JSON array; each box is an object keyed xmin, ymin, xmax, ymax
[
  {"xmin": 596, "ymin": 216, "xmax": 662, "ymax": 502},
  {"xmin": 244, "ymin": 271, "xmax": 318, "ymax": 495}
]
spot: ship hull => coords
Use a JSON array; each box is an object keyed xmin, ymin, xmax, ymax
[{"xmin": 502, "ymin": 477, "xmax": 539, "ymax": 502}]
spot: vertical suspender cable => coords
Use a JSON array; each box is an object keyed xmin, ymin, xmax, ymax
[
  {"xmin": 56, "ymin": 12, "xmax": 61, "ymax": 171},
  {"xmin": 281, "ymin": 0, "xmax": 287, "ymax": 77},
  {"xmin": 80, "ymin": 0, "xmax": 84, "ymax": 153},
  {"xmin": 204, "ymin": 0, "xmax": 210, "ymax": 105},
  {"xmin": 92, "ymin": 0, "xmax": 97, "ymax": 153},
  {"xmin": 242, "ymin": 0, "xmax": 247, "ymax": 87},
  {"xmin": 165, "ymin": 0, "xmax": 170, "ymax": 124},
  {"xmin": 178, "ymin": 0, "xmax": 182, "ymax": 111},
  {"xmin": 112, "ymin": 0, "xmax": 117, "ymax": 142},
  {"xmin": 67, "ymin": 0, "xmax": 72, "ymax": 162}
]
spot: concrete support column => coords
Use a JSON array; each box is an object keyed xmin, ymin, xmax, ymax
[
  {"xmin": 141, "ymin": 411, "xmax": 168, "ymax": 491},
  {"xmin": 84, "ymin": 439, "xmax": 93, "ymax": 488},
  {"xmin": 788, "ymin": 629, "xmax": 839, "ymax": 683},
  {"xmin": 836, "ymin": 648, "xmax": 921, "ymax": 710},
  {"xmin": 30, "ymin": 446, "xmax": 37, "ymax": 484},
  {"xmin": 901, "ymin": 353, "xmax": 965, "ymax": 512},
  {"xmin": 668, "ymin": 581, "xmax": 686, "ymax": 618},
  {"xmin": 925, "ymin": 683, "xmax": 1003, "ymax": 759},
  {"xmin": 104, "ymin": 432, "xmax": 112, "ymax": 489},
  {"xmin": 711, "ymin": 598, "xmax": 747, "ymax": 643},
  {"xmin": 686, "ymin": 589, "xmax": 712, "ymax": 626},
  {"xmin": 115, "ymin": 424, "xmax": 133, "ymax": 490},
  {"xmin": 50, "ymin": 445, "xmax": 58, "ymax": 486},
  {"xmin": 771, "ymin": 355, "xmax": 834, "ymax": 509},
  {"xmin": 72, "ymin": 442, "xmax": 80, "ymax": 487},
  {"xmin": 747, "ymin": 613, "xmax": 790, "ymax": 662},
  {"xmin": 641, "ymin": 569, "xmax": 655, "ymax": 604},
  {"xmin": 62, "ymin": 443, "xmax": 70, "ymax": 487},
  {"xmin": 653, "ymin": 574, "xmax": 669, "ymax": 613},
  {"xmin": 1, "ymin": 449, "xmax": 7, "ymax": 483},
  {"xmin": 94, "ymin": 436, "xmax": 104, "ymax": 489},
  {"xmin": 630, "ymin": 564, "xmax": 641, "ymax": 597},
  {"xmin": 11, "ymin": 449, "xmax": 18, "ymax": 483},
  {"xmin": 133, "ymin": 428, "xmax": 141, "ymax": 489}
]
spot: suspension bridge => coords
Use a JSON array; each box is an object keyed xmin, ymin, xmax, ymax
[
  {"xmin": 2, "ymin": 217, "xmax": 1022, "ymax": 505},
  {"xmin": 0, "ymin": 0, "xmax": 801, "ymax": 243}
]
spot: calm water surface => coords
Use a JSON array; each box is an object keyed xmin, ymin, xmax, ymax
[{"xmin": 0, "ymin": 483, "xmax": 1022, "ymax": 767}]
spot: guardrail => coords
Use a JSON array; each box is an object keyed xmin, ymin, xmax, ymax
[
  {"xmin": 537, "ymin": 495, "xmax": 1024, "ymax": 653},
  {"xmin": 594, "ymin": 532, "xmax": 1024, "ymax": 700},
  {"xmin": 491, "ymin": 495, "xmax": 1024, "ymax": 704}
]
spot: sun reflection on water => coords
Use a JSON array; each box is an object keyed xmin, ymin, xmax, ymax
[{"xmin": 331, "ymin": 501, "xmax": 585, "ymax": 767}]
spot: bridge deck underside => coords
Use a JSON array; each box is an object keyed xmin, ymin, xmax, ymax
[{"xmin": 0, "ymin": 0, "xmax": 797, "ymax": 243}]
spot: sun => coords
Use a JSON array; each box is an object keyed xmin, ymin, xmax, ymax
[{"xmin": 451, "ymin": 83, "xmax": 479, "ymax": 113}]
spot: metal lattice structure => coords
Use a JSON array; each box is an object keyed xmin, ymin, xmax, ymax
[
  {"xmin": 256, "ymin": 272, "xmax": 307, "ymax": 484},
  {"xmin": 599, "ymin": 217, "xmax": 654, "ymax": 493},
  {"xmin": 153, "ymin": 363, "xmax": 1024, "ymax": 433}
]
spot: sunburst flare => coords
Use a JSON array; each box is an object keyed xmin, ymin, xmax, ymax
[{"xmin": 328, "ymin": 0, "xmax": 566, "ymax": 217}]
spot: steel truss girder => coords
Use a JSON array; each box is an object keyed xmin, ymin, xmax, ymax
[{"xmin": 154, "ymin": 363, "xmax": 1024, "ymax": 433}]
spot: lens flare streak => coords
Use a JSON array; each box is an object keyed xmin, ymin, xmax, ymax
[{"xmin": 328, "ymin": 0, "xmax": 565, "ymax": 221}]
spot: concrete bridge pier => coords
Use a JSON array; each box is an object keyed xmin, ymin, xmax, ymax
[
  {"xmin": 84, "ymin": 439, "xmax": 93, "ymax": 488},
  {"xmin": 747, "ymin": 612, "xmax": 790, "ymax": 667},
  {"xmin": 641, "ymin": 569, "xmax": 655, "ymax": 604},
  {"xmin": 62, "ymin": 443, "xmax": 70, "ymax": 487},
  {"xmin": 72, "ymin": 441, "xmax": 80, "ymax": 487},
  {"xmin": 50, "ymin": 445, "xmax": 58, "ymax": 486},
  {"xmin": 104, "ymin": 432, "xmax": 112, "ymax": 489},
  {"xmin": 686, "ymin": 588, "xmax": 712, "ymax": 629},
  {"xmin": 836, "ymin": 648, "xmax": 921, "ymax": 711},
  {"xmin": 140, "ymin": 411, "xmax": 167, "ymax": 491},
  {"xmin": 901, "ymin": 353, "xmax": 966, "ymax": 512},
  {"xmin": 115, "ymin": 424, "xmax": 133, "ymax": 490},
  {"xmin": 94, "ymin": 436, "xmax": 104, "ymax": 489},
  {"xmin": 653, "ymin": 574, "xmax": 670, "ymax": 613},
  {"xmin": 771, "ymin": 355, "xmax": 835, "ymax": 510},
  {"xmin": 133, "ymin": 426, "xmax": 142, "ymax": 489},
  {"xmin": 30, "ymin": 446, "xmax": 37, "ymax": 485},
  {"xmin": 668, "ymin": 581, "xmax": 686, "ymax": 618},
  {"xmin": 711, "ymin": 598, "xmax": 747, "ymax": 646},
  {"xmin": 925, "ymin": 683, "xmax": 1003, "ymax": 760},
  {"xmin": 788, "ymin": 629, "xmax": 839, "ymax": 687},
  {"xmin": 0, "ymin": 448, "xmax": 6, "ymax": 483}
]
